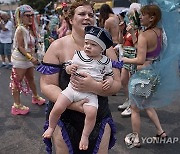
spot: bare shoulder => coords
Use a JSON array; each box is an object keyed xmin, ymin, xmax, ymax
[
  {"xmin": 106, "ymin": 15, "xmax": 117, "ymax": 23},
  {"xmin": 139, "ymin": 31, "xmax": 147, "ymax": 39},
  {"xmin": 143, "ymin": 28, "xmax": 161, "ymax": 37},
  {"xmin": 43, "ymin": 35, "xmax": 72, "ymax": 64},
  {"xmin": 16, "ymin": 27, "xmax": 23, "ymax": 35},
  {"xmin": 138, "ymin": 31, "xmax": 148, "ymax": 45}
]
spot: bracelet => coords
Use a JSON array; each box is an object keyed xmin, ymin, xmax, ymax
[
  {"xmin": 25, "ymin": 53, "xmax": 33, "ymax": 61},
  {"xmin": 111, "ymin": 60, "xmax": 124, "ymax": 69}
]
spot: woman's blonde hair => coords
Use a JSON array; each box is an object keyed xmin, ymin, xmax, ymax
[{"xmin": 14, "ymin": 5, "xmax": 37, "ymax": 37}]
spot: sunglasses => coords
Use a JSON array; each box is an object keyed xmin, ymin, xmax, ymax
[{"xmin": 24, "ymin": 14, "xmax": 34, "ymax": 17}]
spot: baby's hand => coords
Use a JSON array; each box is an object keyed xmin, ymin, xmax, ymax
[{"xmin": 66, "ymin": 64, "xmax": 78, "ymax": 74}]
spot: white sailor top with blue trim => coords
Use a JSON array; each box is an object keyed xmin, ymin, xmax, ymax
[{"xmin": 72, "ymin": 50, "xmax": 113, "ymax": 81}]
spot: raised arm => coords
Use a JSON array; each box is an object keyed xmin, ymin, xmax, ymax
[{"xmin": 122, "ymin": 32, "xmax": 147, "ymax": 65}]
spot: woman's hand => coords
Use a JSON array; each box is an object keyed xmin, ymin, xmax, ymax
[
  {"xmin": 70, "ymin": 72, "xmax": 97, "ymax": 93},
  {"xmin": 121, "ymin": 57, "xmax": 129, "ymax": 64},
  {"xmin": 126, "ymin": 23, "xmax": 135, "ymax": 34},
  {"xmin": 102, "ymin": 78, "xmax": 113, "ymax": 90},
  {"xmin": 31, "ymin": 57, "xmax": 39, "ymax": 65},
  {"xmin": 67, "ymin": 99, "xmax": 89, "ymax": 113}
]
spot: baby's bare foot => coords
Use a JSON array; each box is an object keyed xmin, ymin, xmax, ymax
[
  {"xmin": 79, "ymin": 134, "xmax": 89, "ymax": 150},
  {"xmin": 42, "ymin": 127, "xmax": 54, "ymax": 138}
]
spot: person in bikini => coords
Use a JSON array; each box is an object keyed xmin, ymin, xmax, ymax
[{"xmin": 123, "ymin": 4, "xmax": 167, "ymax": 148}]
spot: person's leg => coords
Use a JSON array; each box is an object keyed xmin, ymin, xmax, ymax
[
  {"xmin": 79, "ymin": 105, "xmax": 97, "ymax": 150},
  {"xmin": 118, "ymin": 68, "xmax": 131, "ymax": 112},
  {"xmin": 0, "ymin": 43, "xmax": 6, "ymax": 67},
  {"xmin": 52, "ymin": 116, "xmax": 111, "ymax": 154},
  {"xmin": 11, "ymin": 68, "xmax": 30, "ymax": 115},
  {"xmin": 43, "ymin": 94, "xmax": 71, "ymax": 138},
  {"xmin": 0, "ymin": 55, "xmax": 6, "ymax": 64},
  {"xmin": 131, "ymin": 105, "xmax": 141, "ymax": 134},
  {"xmin": 25, "ymin": 67, "xmax": 38, "ymax": 96},
  {"xmin": 121, "ymin": 68, "xmax": 130, "ymax": 97},
  {"xmin": 25, "ymin": 67, "xmax": 45, "ymax": 105},
  {"xmin": 145, "ymin": 108, "xmax": 166, "ymax": 136},
  {"xmin": 52, "ymin": 126, "xmax": 69, "ymax": 154},
  {"xmin": 11, "ymin": 68, "xmax": 27, "ymax": 105},
  {"xmin": 129, "ymin": 105, "xmax": 141, "ymax": 147},
  {"xmin": 4, "ymin": 43, "xmax": 12, "ymax": 69},
  {"xmin": 98, "ymin": 124, "xmax": 111, "ymax": 154}
]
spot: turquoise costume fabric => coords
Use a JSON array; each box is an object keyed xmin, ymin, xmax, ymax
[{"xmin": 129, "ymin": 0, "xmax": 180, "ymax": 109}]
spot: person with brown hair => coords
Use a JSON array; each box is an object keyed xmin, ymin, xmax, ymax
[
  {"xmin": 123, "ymin": 4, "xmax": 167, "ymax": 148},
  {"xmin": 99, "ymin": 3, "xmax": 121, "ymax": 46},
  {"xmin": 118, "ymin": 3, "xmax": 142, "ymax": 117},
  {"xmin": 37, "ymin": 0, "xmax": 121, "ymax": 153},
  {"xmin": 43, "ymin": 25, "xmax": 114, "ymax": 151},
  {"xmin": 10, "ymin": 5, "xmax": 45, "ymax": 115}
]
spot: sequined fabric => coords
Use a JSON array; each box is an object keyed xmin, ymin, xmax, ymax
[
  {"xmin": 129, "ymin": 0, "xmax": 180, "ymax": 109},
  {"xmin": 129, "ymin": 68, "xmax": 160, "ymax": 98},
  {"xmin": 9, "ymin": 68, "xmax": 31, "ymax": 95}
]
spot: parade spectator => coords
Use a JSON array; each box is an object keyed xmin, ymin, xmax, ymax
[
  {"xmin": 10, "ymin": 4, "xmax": 45, "ymax": 115},
  {"xmin": 49, "ymin": 12, "xmax": 59, "ymax": 40},
  {"xmin": 57, "ymin": 14, "xmax": 71, "ymax": 38},
  {"xmin": 0, "ymin": 12, "xmax": 14, "ymax": 69},
  {"xmin": 43, "ymin": 25, "xmax": 114, "ymax": 151},
  {"xmin": 57, "ymin": 2, "xmax": 71, "ymax": 38},
  {"xmin": 123, "ymin": 4, "xmax": 167, "ymax": 148},
  {"xmin": 37, "ymin": 0, "xmax": 121, "ymax": 153},
  {"xmin": 43, "ymin": 21, "xmax": 52, "ymax": 52},
  {"xmin": 99, "ymin": 3, "xmax": 121, "ymax": 46},
  {"xmin": 118, "ymin": 3, "xmax": 141, "ymax": 117}
]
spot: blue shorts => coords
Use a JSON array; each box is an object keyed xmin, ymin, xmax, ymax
[{"xmin": 0, "ymin": 43, "xmax": 12, "ymax": 56}]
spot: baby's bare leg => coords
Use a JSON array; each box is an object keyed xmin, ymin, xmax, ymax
[
  {"xmin": 79, "ymin": 105, "xmax": 97, "ymax": 150},
  {"xmin": 43, "ymin": 94, "xmax": 71, "ymax": 138}
]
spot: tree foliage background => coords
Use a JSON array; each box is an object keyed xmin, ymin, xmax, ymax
[{"xmin": 19, "ymin": 0, "xmax": 55, "ymax": 14}]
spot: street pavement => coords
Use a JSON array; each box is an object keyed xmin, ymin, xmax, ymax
[{"xmin": 0, "ymin": 65, "xmax": 180, "ymax": 154}]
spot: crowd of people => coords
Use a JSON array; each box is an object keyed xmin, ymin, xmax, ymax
[{"xmin": 0, "ymin": 0, "xmax": 180, "ymax": 153}]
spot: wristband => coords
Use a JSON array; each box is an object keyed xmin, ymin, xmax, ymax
[
  {"xmin": 111, "ymin": 60, "xmax": 124, "ymax": 69},
  {"xmin": 26, "ymin": 53, "xmax": 33, "ymax": 61}
]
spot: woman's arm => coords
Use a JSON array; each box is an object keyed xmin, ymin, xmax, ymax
[
  {"xmin": 122, "ymin": 32, "xmax": 147, "ymax": 65},
  {"xmin": 40, "ymin": 41, "xmax": 62, "ymax": 102},
  {"xmin": 16, "ymin": 28, "xmax": 38, "ymax": 64}
]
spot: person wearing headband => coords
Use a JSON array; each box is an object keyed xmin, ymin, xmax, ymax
[{"xmin": 10, "ymin": 4, "xmax": 45, "ymax": 115}]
